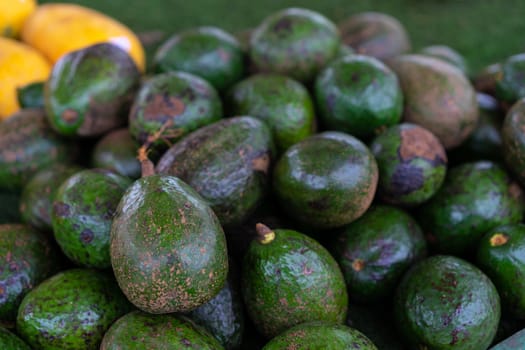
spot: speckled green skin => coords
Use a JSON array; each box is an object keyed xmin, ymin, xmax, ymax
[
  {"xmin": 370, "ymin": 123, "xmax": 447, "ymax": 206},
  {"xmin": 491, "ymin": 329, "xmax": 525, "ymax": 350},
  {"xmin": 129, "ymin": 71, "xmax": 223, "ymax": 151},
  {"xmin": 91, "ymin": 128, "xmax": 141, "ymax": 179},
  {"xmin": 477, "ymin": 224, "xmax": 525, "ymax": 319},
  {"xmin": 156, "ymin": 116, "xmax": 274, "ymax": 227},
  {"xmin": 17, "ymin": 81, "xmax": 45, "ymax": 109},
  {"xmin": 273, "ymin": 131, "xmax": 378, "ymax": 229},
  {"xmin": 331, "ymin": 205, "xmax": 426, "ymax": 303},
  {"xmin": 19, "ymin": 163, "xmax": 82, "ymax": 232},
  {"xmin": 339, "ymin": 12, "xmax": 411, "ymax": 61},
  {"xmin": 496, "ymin": 53, "xmax": 525, "ymax": 103},
  {"xmin": 154, "ymin": 26, "xmax": 245, "ymax": 92},
  {"xmin": 242, "ymin": 228, "xmax": 348, "ymax": 338},
  {"xmin": 226, "ymin": 73, "xmax": 315, "ymax": 153},
  {"xmin": 100, "ymin": 311, "xmax": 223, "ymax": 350},
  {"xmin": 263, "ymin": 322, "xmax": 376, "ymax": 350},
  {"xmin": 502, "ymin": 98, "xmax": 525, "ymax": 186},
  {"xmin": 420, "ymin": 45, "xmax": 469, "ymax": 76},
  {"xmin": 110, "ymin": 174, "xmax": 228, "ymax": 314},
  {"xmin": 315, "ymin": 54, "xmax": 403, "ymax": 140},
  {"xmin": 0, "ymin": 224, "xmax": 61, "ymax": 328},
  {"xmin": 45, "ymin": 43, "xmax": 140, "ymax": 137},
  {"xmin": 250, "ymin": 7, "xmax": 340, "ymax": 83},
  {"xmin": 418, "ymin": 161, "xmax": 524, "ymax": 255},
  {"xmin": 394, "ymin": 255, "xmax": 501, "ymax": 350},
  {"xmin": 0, "ymin": 109, "xmax": 75, "ymax": 192},
  {"xmin": 0, "ymin": 327, "xmax": 31, "ymax": 350},
  {"xmin": 16, "ymin": 268, "xmax": 131, "ymax": 350},
  {"xmin": 389, "ymin": 54, "xmax": 479, "ymax": 149},
  {"xmin": 52, "ymin": 169, "xmax": 131, "ymax": 269}
]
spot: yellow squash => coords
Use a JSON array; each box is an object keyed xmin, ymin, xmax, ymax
[
  {"xmin": 0, "ymin": 37, "xmax": 51, "ymax": 120},
  {"xmin": 21, "ymin": 3, "xmax": 145, "ymax": 72},
  {"xmin": 0, "ymin": 0, "xmax": 37, "ymax": 38}
]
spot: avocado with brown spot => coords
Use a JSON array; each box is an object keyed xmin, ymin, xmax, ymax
[
  {"xmin": 502, "ymin": 98, "xmax": 525, "ymax": 187},
  {"xmin": 0, "ymin": 327, "xmax": 31, "ymax": 350}
]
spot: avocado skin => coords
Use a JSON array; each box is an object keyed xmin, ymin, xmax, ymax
[
  {"xmin": 110, "ymin": 174, "xmax": 228, "ymax": 314},
  {"xmin": 496, "ymin": 53, "xmax": 525, "ymax": 103},
  {"xmin": 0, "ymin": 224, "xmax": 61, "ymax": 328},
  {"xmin": 100, "ymin": 311, "xmax": 224, "ymax": 350},
  {"xmin": 0, "ymin": 327, "xmax": 31, "ymax": 350},
  {"xmin": 419, "ymin": 45, "xmax": 469, "ymax": 76},
  {"xmin": 242, "ymin": 228, "xmax": 348, "ymax": 338},
  {"xmin": 273, "ymin": 131, "xmax": 378, "ymax": 229},
  {"xmin": 331, "ymin": 205, "xmax": 426, "ymax": 303},
  {"xmin": 156, "ymin": 116, "xmax": 273, "ymax": 227},
  {"xmin": 226, "ymin": 73, "xmax": 315, "ymax": 153},
  {"xmin": 16, "ymin": 268, "xmax": 132, "ymax": 350},
  {"xmin": 490, "ymin": 328, "xmax": 525, "ymax": 350},
  {"xmin": 262, "ymin": 322, "xmax": 377, "ymax": 350},
  {"xmin": 0, "ymin": 109, "xmax": 75, "ymax": 192},
  {"xmin": 418, "ymin": 161, "xmax": 524, "ymax": 256},
  {"xmin": 17, "ymin": 81, "xmax": 45, "ymax": 109},
  {"xmin": 394, "ymin": 255, "xmax": 500, "ymax": 350},
  {"xmin": 502, "ymin": 98, "xmax": 525, "ymax": 187}
]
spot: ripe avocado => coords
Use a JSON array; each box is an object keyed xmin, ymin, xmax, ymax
[{"xmin": 0, "ymin": 327, "xmax": 31, "ymax": 350}]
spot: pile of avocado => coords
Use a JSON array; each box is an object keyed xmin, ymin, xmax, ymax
[{"xmin": 3, "ymin": 6, "xmax": 525, "ymax": 350}]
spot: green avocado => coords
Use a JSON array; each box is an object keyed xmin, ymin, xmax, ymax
[
  {"xmin": 490, "ymin": 328, "xmax": 525, "ymax": 350},
  {"xmin": 17, "ymin": 81, "xmax": 45, "ymax": 109},
  {"xmin": 156, "ymin": 116, "xmax": 274, "ymax": 227},
  {"xmin": 496, "ymin": 53, "xmax": 525, "ymax": 103},
  {"xmin": 52, "ymin": 169, "xmax": 132, "ymax": 269},
  {"xmin": 100, "ymin": 311, "xmax": 223, "ymax": 350},
  {"xmin": 0, "ymin": 327, "xmax": 31, "ymax": 350},
  {"xmin": 331, "ymin": 205, "xmax": 426, "ymax": 303},
  {"xmin": 394, "ymin": 255, "xmax": 501, "ymax": 350},
  {"xmin": 154, "ymin": 26, "xmax": 245, "ymax": 91},
  {"xmin": 419, "ymin": 45, "xmax": 469, "ymax": 76},
  {"xmin": 241, "ymin": 224, "xmax": 348, "ymax": 338},
  {"xmin": 0, "ymin": 224, "xmax": 61, "ymax": 328},
  {"xmin": 262, "ymin": 322, "xmax": 377, "ymax": 350},
  {"xmin": 502, "ymin": 98, "xmax": 525, "ymax": 186},
  {"xmin": 273, "ymin": 131, "xmax": 378, "ymax": 229},
  {"xmin": 45, "ymin": 43, "xmax": 140, "ymax": 137},
  {"xmin": 110, "ymin": 174, "xmax": 228, "ymax": 314},
  {"xmin": 16, "ymin": 268, "xmax": 131, "ymax": 350},
  {"xmin": 315, "ymin": 54, "xmax": 403, "ymax": 140}
]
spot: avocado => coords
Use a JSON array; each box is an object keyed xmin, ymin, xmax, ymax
[
  {"xmin": 45, "ymin": 43, "xmax": 140, "ymax": 137},
  {"xmin": 490, "ymin": 328, "xmax": 525, "ymax": 350},
  {"xmin": 156, "ymin": 116, "xmax": 273, "ymax": 227},
  {"xmin": 394, "ymin": 255, "xmax": 500, "ymax": 349},
  {"xmin": 154, "ymin": 26, "xmax": 245, "ymax": 92},
  {"xmin": 315, "ymin": 54, "xmax": 403, "ymax": 140},
  {"xmin": 418, "ymin": 161, "xmax": 524, "ymax": 255},
  {"xmin": 0, "ymin": 108, "xmax": 75, "ymax": 192},
  {"xmin": 0, "ymin": 327, "xmax": 31, "ymax": 350},
  {"xmin": 111, "ymin": 174, "xmax": 228, "ymax": 314},
  {"xmin": 250, "ymin": 7, "xmax": 340, "ymax": 82},
  {"xmin": 101, "ymin": 311, "xmax": 223, "ymax": 350},
  {"xmin": 419, "ymin": 45, "xmax": 469, "ymax": 76},
  {"xmin": 273, "ymin": 131, "xmax": 378, "ymax": 229},
  {"xmin": 16, "ymin": 268, "xmax": 131, "ymax": 350},
  {"xmin": 17, "ymin": 81, "xmax": 45, "ymax": 109},
  {"xmin": 496, "ymin": 53, "xmax": 525, "ymax": 103},
  {"xmin": 370, "ymin": 123, "xmax": 447, "ymax": 206},
  {"xmin": 474, "ymin": 63, "xmax": 502, "ymax": 96},
  {"xmin": 52, "ymin": 169, "xmax": 132, "ymax": 269},
  {"xmin": 0, "ymin": 224, "xmax": 61, "ymax": 328},
  {"xmin": 241, "ymin": 224, "xmax": 348, "ymax": 338},
  {"xmin": 331, "ymin": 205, "xmax": 426, "ymax": 303},
  {"xmin": 225, "ymin": 73, "xmax": 316, "ymax": 153},
  {"xmin": 502, "ymin": 98, "xmax": 525, "ymax": 186}
]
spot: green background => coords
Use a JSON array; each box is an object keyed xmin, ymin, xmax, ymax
[{"xmin": 39, "ymin": 0, "xmax": 525, "ymax": 73}]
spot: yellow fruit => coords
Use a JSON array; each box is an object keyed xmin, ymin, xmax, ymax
[
  {"xmin": 0, "ymin": 0, "xmax": 37, "ymax": 38},
  {"xmin": 21, "ymin": 3, "xmax": 145, "ymax": 72},
  {"xmin": 0, "ymin": 37, "xmax": 51, "ymax": 120}
]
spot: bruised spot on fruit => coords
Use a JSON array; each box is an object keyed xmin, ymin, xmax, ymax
[
  {"xmin": 308, "ymin": 197, "xmax": 330, "ymax": 211},
  {"xmin": 399, "ymin": 127, "xmax": 446, "ymax": 164},
  {"xmin": 144, "ymin": 95, "xmax": 186, "ymax": 120},
  {"xmin": 390, "ymin": 163, "xmax": 424, "ymax": 195},
  {"xmin": 53, "ymin": 202, "xmax": 70, "ymax": 217},
  {"xmin": 251, "ymin": 152, "xmax": 270, "ymax": 173},
  {"xmin": 508, "ymin": 182, "xmax": 523, "ymax": 200},
  {"xmin": 351, "ymin": 259, "xmax": 365, "ymax": 272},
  {"xmin": 62, "ymin": 109, "xmax": 80, "ymax": 124},
  {"xmin": 490, "ymin": 233, "xmax": 509, "ymax": 246},
  {"xmin": 80, "ymin": 229, "xmax": 95, "ymax": 244}
]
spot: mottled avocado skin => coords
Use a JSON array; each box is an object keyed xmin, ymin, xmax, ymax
[
  {"xmin": 263, "ymin": 322, "xmax": 377, "ymax": 350},
  {"xmin": 394, "ymin": 255, "xmax": 500, "ymax": 350},
  {"xmin": 0, "ymin": 224, "xmax": 61, "ymax": 328},
  {"xmin": 110, "ymin": 174, "xmax": 228, "ymax": 314},
  {"xmin": 502, "ymin": 98, "xmax": 525, "ymax": 187},
  {"xmin": 100, "ymin": 311, "xmax": 224, "ymax": 350},
  {"xmin": 242, "ymin": 228, "xmax": 348, "ymax": 338},
  {"xmin": 16, "ymin": 268, "xmax": 132, "ymax": 350},
  {"xmin": 52, "ymin": 169, "xmax": 132, "ymax": 269},
  {"xmin": 45, "ymin": 43, "xmax": 140, "ymax": 137},
  {"xmin": 226, "ymin": 73, "xmax": 316, "ymax": 153},
  {"xmin": 156, "ymin": 116, "xmax": 274, "ymax": 227},
  {"xmin": 0, "ymin": 109, "xmax": 75, "ymax": 192},
  {"xmin": 496, "ymin": 53, "xmax": 525, "ymax": 103},
  {"xmin": 273, "ymin": 131, "xmax": 378, "ymax": 229},
  {"xmin": 419, "ymin": 45, "xmax": 469, "ymax": 76},
  {"xmin": 17, "ymin": 81, "xmax": 45, "ymax": 109},
  {"xmin": 0, "ymin": 327, "xmax": 31, "ymax": 350}
]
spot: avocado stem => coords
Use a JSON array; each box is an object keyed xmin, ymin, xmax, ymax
[
  {"xmin": 489, "ymin": 233, "xmax": 509, "ymax": 247},
  {"xmin": 255, "ymin": 223, "xmax": 275, "ymax": 244},
  {"xmin": 137, "ymin": 146, "xmax": 155, "ymax": 177}
]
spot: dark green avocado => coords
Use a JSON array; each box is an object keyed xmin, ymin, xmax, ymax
[
  {"xmin": 496, "ymin": 53, "xmax": 525, "ymax": 103},
  {"xmin": 17, "ymin": 81, "xmax": 45, "ymax": 109},
  {"xmin": 394, "ymin": 255, "xmax": 501, "ymax": 350},
  {"xmin": 100, "ymin": 311, "xmax": 223, "ymax": 350},
  {"xmin": 45, "ymin": 43, "xmax": 140, "ymax": 137},
  {"xmin": 0, "ymin": 327, "xmax": 31, "ymax": 350},
  {"xmin": 0, "ymin": 224, "xmax": 61, "ymax": 328},
  {"xmin": 110, "ymin": 174, "xmax": 228, "ymax": 314},
  {"xmin": 156, "ymin": 116, "xmax": 274, "ymax": 227},
  {"xmin": 502, "ymin": 98, "xmax": 525, "ymax": 186},
  {"xmin": 241, "ymin": 224, "xmax": 348, "ymax": 338},
  {"xmin": 262, "ymin": 322, "xmax": 377, "ymax": 350},
  {"xmin": 16, "ymin": 268, "xmax": 131, "ymax": 350}
]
